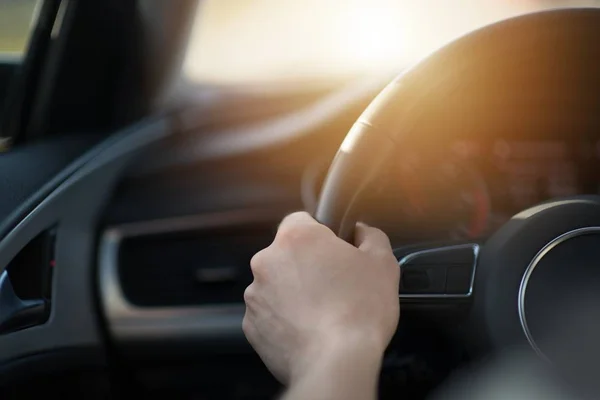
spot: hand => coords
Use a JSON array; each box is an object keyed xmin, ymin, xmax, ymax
[{"xmin": 243, "ymin": 212, "xmax": 400, "ymax": 385}]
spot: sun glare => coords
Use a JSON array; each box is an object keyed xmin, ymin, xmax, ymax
[
  {"xmin": 183, "ymin": 0, "xmax": 600, "ymax": 84},
  {"xmin": 337, "ymin": 3, "xmax": 408, "ymax": 73}
]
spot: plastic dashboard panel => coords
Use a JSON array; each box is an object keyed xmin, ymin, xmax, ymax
[
  {"xmin": 98, "ymin": 209, "xmax": 284, "ymax": 343},
  {"xmin": 0, "ymin": 117, "xmax": 170, "ymax": 366}
]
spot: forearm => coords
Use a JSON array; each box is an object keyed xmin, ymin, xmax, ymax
[{"xmin": 282, "ymin": 339, "xmax": 384, "ymax": 400}]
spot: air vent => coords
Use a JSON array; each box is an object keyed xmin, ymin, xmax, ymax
[{"xmin": 117, "ymin": 223, "xmax": 274, "ymax": 307}]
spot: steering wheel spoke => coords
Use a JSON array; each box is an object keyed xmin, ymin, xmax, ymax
[{"xmin": 395, "ymin": 243, "xmax": 479, "ymax": 302}]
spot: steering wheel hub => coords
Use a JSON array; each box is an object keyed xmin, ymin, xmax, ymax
[
  {"xmin": 473, "ymin": 197, "xmax": 600, "ymax": 360},
  {"xmin": 520, "ymin": 226, "xmax": 600, "ymax": 364}
]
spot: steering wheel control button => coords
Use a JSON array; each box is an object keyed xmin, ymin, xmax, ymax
[
  {"xmin": 398, "ymin": 244, "xmax": 478, "ymax": 298},
  {"xmin": 401, "ymin": 270, "xmax": 429, "ymax": 290},
  {"xmin": 401, "ymin": 267, "xmax": 446, "ymax": 294},
  {"xmin": 445, "ymin": 265, "xmax": 473, "ymax": 294},
  {"xmin": 405, "ymin": 246, "xmax": 476, "ymax": 265}
]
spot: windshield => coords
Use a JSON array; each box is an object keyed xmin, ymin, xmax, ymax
[{"xmin": 183, "ymin": 0, "xmax": 600, "ymax": 84}]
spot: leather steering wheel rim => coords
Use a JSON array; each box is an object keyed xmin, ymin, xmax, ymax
[{"xmin": 315, "ymin": 8, "xmax": 600, "ymax": 241}]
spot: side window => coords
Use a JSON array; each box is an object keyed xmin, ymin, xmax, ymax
[{"xmin": 0, "ymin": 0, "xmax": 40, "ymax": 150}]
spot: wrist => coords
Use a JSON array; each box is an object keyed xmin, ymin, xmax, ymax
[{"xmin": 290, "ymin": 330, "xmax": 386, "ymax": 386}]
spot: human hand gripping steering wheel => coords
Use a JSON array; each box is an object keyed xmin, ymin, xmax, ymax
[{"xmin": 243, "ymin": 212, "xmax": 399, "ymax": 398}]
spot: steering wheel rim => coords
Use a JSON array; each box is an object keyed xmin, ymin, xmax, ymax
[
  {"xmin": 315, "ymin": 8, "xmax": 600, "ymax": 374},
  {"xmin": 315, "ymin": 7, "xmax": 600, "ymax": 241}
]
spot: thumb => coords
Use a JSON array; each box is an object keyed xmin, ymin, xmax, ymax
[{"xmin": 354, "ymin": 222, "xmax": 393, "ymax": 254}]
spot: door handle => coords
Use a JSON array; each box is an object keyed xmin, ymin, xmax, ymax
[{"xmin": 0, "ymin": 271, "xmax": 47, "ymax": 334}]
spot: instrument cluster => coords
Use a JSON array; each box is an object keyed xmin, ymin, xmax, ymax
[{"xmin": 374, "ymin": 137, "xmax": 600, "ymax": 244}]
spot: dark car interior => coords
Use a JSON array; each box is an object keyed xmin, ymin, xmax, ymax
[{"xmin": 0, "ymin": 1, "xmax": 600, "ymax": 399}]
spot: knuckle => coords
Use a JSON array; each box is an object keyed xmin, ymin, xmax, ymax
[
  {"xmin": 276, "ymin": 226, "xmax": 304, "ymax": 245},
  {"xmin": 279, "ymin": 211, "xmax": 312, "ymax": 228},
  {"xmin": 373, "ymin": 250, "xmax": 400, "ymax": 274},
  {"xmin": 385, "ymin": 249, "xmax": 399, "ymax": 264},
  {"xmin": 373, "ymin": 228, "xmax": 392, "ymax": 247},
  {"xmin": 277, "ymin": 222, "xmax": 324, "ymax": 246},
  {"xmin": 288, "ymin": 211, "xmax": 310, "ymax": 219},
  {"xmin": 276, "ymin": 211, "xmax": 329, "ymax": 247},
  {"xmin": 250, "ymin": 250, "xmax": 268, "ymax": 280},
  {"xmin": 373, "ymin": 247, "xmax": 394, "ymax": 263},
  {"xmin": 243, "ymin": 284, "xmax": 256, "ymax": 305}
]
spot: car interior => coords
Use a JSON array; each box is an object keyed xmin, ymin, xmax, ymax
[{"xmin": 1, "ymin": 0, "xmax": 600, "ymax": 399}]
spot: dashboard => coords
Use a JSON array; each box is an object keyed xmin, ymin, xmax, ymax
[
  {"xmin": 105, "ymin": 75, "xmax": 600, "ymax": 250},
  {"xmin": 92, "ymin": 73, "xmax": 600, "ymax": 397},
  {"xmin": 99, "ymin": 76, "xmax": 600, "ymax": 313},
  {"xmin": 105, "ymin": 128, "xmax": 600, "ymax": 317}
]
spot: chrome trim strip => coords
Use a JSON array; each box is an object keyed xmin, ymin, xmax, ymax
[
  {"xmin": 98, "ymin": 209, "xmax": 284, "ymax": 341},
  {"xmin": 518, "ymin": 226, "xmax": 600, "ymax": 360},
  {"xmin": 398, "ymin": 243, "xmax": 479, "ymax": 299},
  {"xmin": 109, "ymin": 208, "xmax": 281, "ymax": 238}
]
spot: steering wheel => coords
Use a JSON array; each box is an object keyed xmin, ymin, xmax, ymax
[{"xmin": 316, "ymin": 7, "xmax": 600, "ymax": 379}]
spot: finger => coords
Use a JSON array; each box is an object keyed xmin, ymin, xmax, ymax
[
  {"xmin": 354, "ymin": 222, "xmax": 393, "ymax": 254},
  {"xmin": 278, "ymin": 211, "xmax": 318, "ymax": 230}
]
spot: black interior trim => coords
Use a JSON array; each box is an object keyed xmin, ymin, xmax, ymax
[
  {"xmin": 0, "ymin": 346, "xmax": 107, "ymax": 386},
  {"xmin": 0, "ymin": 134, "xmax": 102, "ymax": 241},
  {"xmin": 0, "ymin": 59, "xmax": 20, "ymax": 118},
  {"xmin": 0, "ymin": 116, "xmax": 170, "ymax": 365}
]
